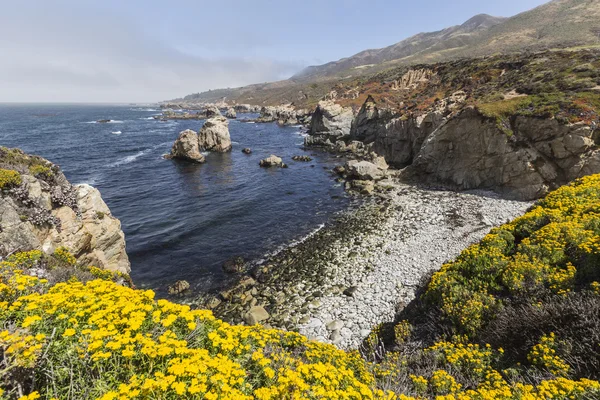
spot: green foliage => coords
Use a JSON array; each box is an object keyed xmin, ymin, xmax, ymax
[{"xmin": 28, "ymin": 164, "xmax": 53, "ymax": 180}]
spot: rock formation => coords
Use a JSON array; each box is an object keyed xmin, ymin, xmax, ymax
[
  {"xmin": 169, "ymin": 129, "xmax": 205, "ymax": 163},
  {"xmin": 234, "ymin": 104, "xmax": 261, "ymax": 113},
  {"xmin": 198, "ymin": 117, "xmax": 232, "ymax": 152},
  {"xmin": 305, "ymin": 100, "xmax": 354, "ymax": 146},
  {"xmin": 0, "ymin": 148, "xmax": 130, "ymax": 274},
  {"xmin": 408, "ymin": 107, "xmax": 600, "ymax": 200},
  {"xmin": 257, "ymin": 105, "xmax": 311, "ymax": 125},
  {"xmin": 204, "ymin": 105, "xmax": 221, "ymax": 118},
  {"xmin": 225, "ymin": 108, "xmax": 237, "ymax": 119},
  {"xmin": 346, "ymin": 94, "xmax": 600, "ymax": 200}
]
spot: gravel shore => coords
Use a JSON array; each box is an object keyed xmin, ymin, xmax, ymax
[
  {"xmin": 298, "ymin": 182, "xmax": 531, "ymax": 349},
  {"xmin": 206, "ymin": 181, "xmax": 532, "ymax": 350}
]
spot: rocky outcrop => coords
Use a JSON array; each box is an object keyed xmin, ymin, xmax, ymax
[
  {"xmin": 349, "ymin": 95, "xmax": 446, "ymax": 167},
  {"xmin": 407, "ymin": 107, "xmax": 600, "ymax": 200},
  {"xmin": 234, "ymin": 104, "xmax": 261, "ymax": 113},
  {"xmin": 198, "ymin": 117, "xmax": 232, "ymax": 152},
  {"xmin": 257, "ymin": 105, "xmax": 310, "ymax": 125},
  {"xmin": 259, "ymin": 155, "xmax": 287, "ymax": 168},
  {"xmin": 204, "ymin": 105, "xmax": 222, "ymax": 118},
  {"xmin": 305, "ymin": 100, "xmax": 354, "ymax": 147},
  {"xmin": 0, "ymin": 148, "xmax": 130, "ymax": 274},
  {"xmin": 225, "ymin": 108, "xmax": 237, "ymax": 119},
  {"xmin": 169, "ymin": 129, "xmax": 206, "ymax": 163}
]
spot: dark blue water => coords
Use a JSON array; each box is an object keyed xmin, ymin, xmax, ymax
[{"xmin": 0, "ymin": 104, "xmax": 349, "ymax": 294}]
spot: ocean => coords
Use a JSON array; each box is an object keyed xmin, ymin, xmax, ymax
[{"xmin": 0, "ymin": 104, "xmax": 350, "ymax": 295}]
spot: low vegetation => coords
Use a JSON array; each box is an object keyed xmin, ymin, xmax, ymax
[
  {"xmin": 0, "ymin": 170, "xmax": 22, "ymax": 190},
  {"xmin": 367, "ymin": 174, "xmax": 600, "ymax": 398},
  {"xmin": 2, "ymin": 176, "xmax": 600, "ymax": 399}
]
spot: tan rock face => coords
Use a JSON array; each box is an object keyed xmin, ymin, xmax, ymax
[
  {"xmin": 198, "ymin": 117, "xmax": 232, "ymax": 152},
  {"xmin": 0, "ymin": 173, "xmax": 130, "ymax": 274},
  {"xmin": 170, "ymin": 129, "xmax": 205, "ymax": 163}
]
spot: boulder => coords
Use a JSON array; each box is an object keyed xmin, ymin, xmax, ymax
[
  {"xmin": 244, "ymin": 305, "xmax": 270, "ymax": 325},
  {"xmin": 242, "ymin": 148, "xmax": 252, "ymax": 154},
  {"xmin": 169, "ymin": 129, "xmax": 205, "ymax": 163},
  {"xmin": 198, "ymin": 117, "xmax": 232, "ymax": 152},
  {"xmin": 225, "ymin": 108, "xmax": 237, "ymax": 119},
  {"xmin": 345, "ymin": 160, "xmax": 386, "ymax": 181},
  {"xmin": 259, "ymin": 155, "xmax": 287, "ymax": 168}
]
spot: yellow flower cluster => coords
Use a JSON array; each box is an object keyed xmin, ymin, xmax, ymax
[
  {"xmin": 426, "ymin": 174, "xmax": 600, "ymax": 335},
  {"xmin": 0, "ymin": 168, "xmax": 22, "ymax": 189},
  {"xmin": 52, "ymin": 246, "xmax": 77, "ymax": 266},
  {"xmin": 0, "ymin": 255, "xmax": 388, "ymax": 399},
  {"xmin": 527, "ymin": 333, "xmax": 570, "ymax": 377}
]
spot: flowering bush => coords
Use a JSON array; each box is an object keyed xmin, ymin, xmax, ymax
[
  {"xmin": 0, "ymin": 169, "xmax": 21, "ymax": 190},
  {"xmin": 426, "ymin": 174, "xmax": 600, "ymax": 335},
  {"xmin": 3, "ymin": 175, "xmax": 600, "ymax": 399},
  {"xmin": 0, "ymin": 251, "xmax": 387, "ymax": 399}
]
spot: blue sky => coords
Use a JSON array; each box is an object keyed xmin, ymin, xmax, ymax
[{"xmin": 0, "ymin": 0, "xmax": 549, "ymax": 102}]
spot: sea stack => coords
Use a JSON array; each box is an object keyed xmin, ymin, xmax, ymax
[
  {"xmin": 168, "ymin": 129, "xmax": 206, "ymax": 163},
  {"xmin": 198, "ymin": 116, "xmax": 232, "ymax": 152}
]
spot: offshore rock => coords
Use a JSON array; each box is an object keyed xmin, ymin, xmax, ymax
[
  {"xmin": 225, "ymin": 108, "xmax": 237, "ymax": 119},
  {"xmin": 259, "ymin": 155, "xmax": 287, "ymax": 168},
  {"xmin": 198, "ymin": 117, "xmax": 232, "ymax": 152},
  {"xmin": 169, "ymin": 129, "xmax": 205, "ymax": 163}
]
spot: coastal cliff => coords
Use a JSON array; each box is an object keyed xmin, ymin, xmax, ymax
[
  {"xmin": 0, "ymin": 147, "xmax": 130, "ymax": 274},
  {"xmin": 304, "ymin": 50, "xmax": 600, "ymax": 200}
]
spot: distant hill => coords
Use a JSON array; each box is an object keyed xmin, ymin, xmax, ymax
[
  {"xmin": 172, "ymin": 0, "xmax": 600, "ymax": 106},
  {"xmin": 291, "ymin": 14, "xmax": 507, "ymax": 82},
  {"xmin": 293, "ymin": 0, "xmax": 600, "ymax": 81}
]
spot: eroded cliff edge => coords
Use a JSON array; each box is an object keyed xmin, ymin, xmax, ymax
[{"xmin": 0, "ymin": 147, "xmax": 130, "ymax": 274}]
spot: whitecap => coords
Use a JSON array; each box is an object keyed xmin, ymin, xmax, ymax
[
  {"xmin": 231, "ymin": 141, "xmax": 240, "ymax": 145},
  {"xmin": 111, "ymin": 131, "xmax": 122, "ymax": 135},
  {"xmin": 108, "ymin": 142, "xmax": 171, "ymax": 167},
  {"xmin": 108, "ymin": 120, "xmax": 124, "ymax": 123},
  {"xmin": 130, "ymin": 108, "xmax": 159, "ymax": 112}
]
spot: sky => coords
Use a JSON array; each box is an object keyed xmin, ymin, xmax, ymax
[{"xmin": 0, "ymin": 0, "xmax": 549, "ymax": 103}]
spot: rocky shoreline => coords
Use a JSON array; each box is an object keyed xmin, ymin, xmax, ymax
[{"xmin": 198, "ymin": 180, "xmax": 531, "ymax": 349}]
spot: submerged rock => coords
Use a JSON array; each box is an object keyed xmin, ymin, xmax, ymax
[
  {"xmin": 292, "ymin": 155, "xmax": 312, "ymax": 162},
  {"xmin": 259, "ymin": 155, "xmax": 287, "ymax": 168},
  {"xmin": 168, "ymin": 280, "xmax": 190, "ymax": 295},
  {"xmin": 223, "ymin": 256, "xmax": 245, "ymax": 274},
  {"xmin": 169, "ymin": 129, "xmax": 205, "ymax": 163},
  {"xmin": 198, "ymin": 116, "xmax": 232, "ymax": 152}
]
